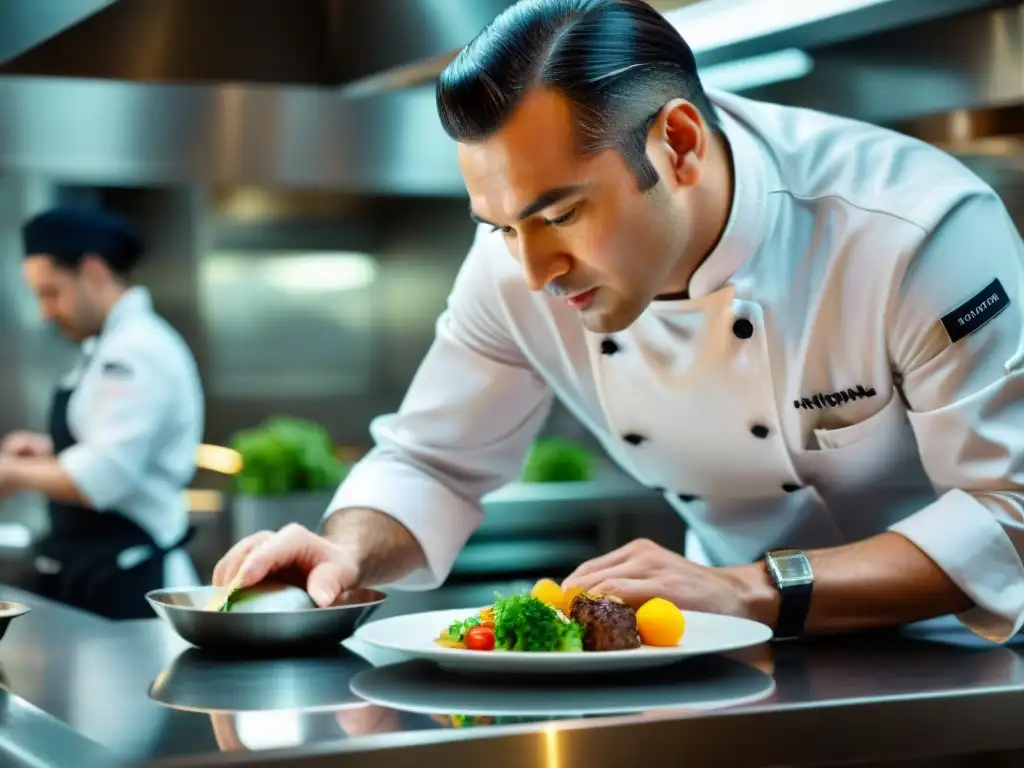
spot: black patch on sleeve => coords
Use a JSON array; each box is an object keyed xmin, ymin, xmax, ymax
[
  {"xmin": 940, "ymin": 278, "xmax": 1010, "ymax": 344},
  {"xmin": 102, "ymin": 360, "xmax": 134, "ymax": 378}
]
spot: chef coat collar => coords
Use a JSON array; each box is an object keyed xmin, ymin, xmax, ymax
[
  {"xmin": 80, "ymin": 286, "xmax": 152, "ymax": 352},
  {"xmin": 652, "ymin": 102, "xmax": 772, "ymax": 308},
  {"xmin": 101, "ymin": 285, "xmax": 153, "ymax": 336}
]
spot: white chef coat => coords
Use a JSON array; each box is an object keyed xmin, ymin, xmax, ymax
[
  {"xmin": 56, "ymin": 286, "xmax": 204, "ymax": 587},
  {"xmin": 326, "ymin": 89, "xmax": 1024, "ymax": 642}
]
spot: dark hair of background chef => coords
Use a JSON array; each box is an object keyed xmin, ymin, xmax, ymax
[
  {"xmin": 26, "ymin": 209, "xmax": 145, "ymax": 280},
  {"xmin": 436, "ymin": 0, "xmax": 720, "ymax": 192},
  {"xmin": 48, "ymin": 239, "xmax": 143, "ymax": 280}
]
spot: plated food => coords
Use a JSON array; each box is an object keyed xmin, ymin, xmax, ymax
[
  {"xmin": 355, "ymin": 598, "xmax": 772, "ymax": 675},
  {"xmin": 434, "ymin": 579, "xmax": 685, "ymax": 654}
]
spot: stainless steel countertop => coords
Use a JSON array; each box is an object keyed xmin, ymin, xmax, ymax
[{"xmin": 2, "ymin": 583, "xmax": 1024, "ymax": 768}]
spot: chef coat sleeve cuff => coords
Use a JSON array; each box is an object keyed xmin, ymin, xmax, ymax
[
  {"xmin": 57, "ymin": 443, "xmax": 139, "ymax": 511},
  {"xmin": 322, "ymin": 454, "xmax": 484, "ymax": 591},
  {"xmin": 889, "ymin": 488, "xmax": 1024, "ymax": 642}
]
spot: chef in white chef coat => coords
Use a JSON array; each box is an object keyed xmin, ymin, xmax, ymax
[
  {"xmin": 0, "ymin": 207, "xmax": 203, "ymax": 619},
  {"xmin": 214, "ymin": 0, "xmax": 1024, "ymax": 642}
]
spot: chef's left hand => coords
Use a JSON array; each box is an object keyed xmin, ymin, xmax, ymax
[{"xmin": 562, "ymin": 538, "xmax": 762, "ymax": 621}]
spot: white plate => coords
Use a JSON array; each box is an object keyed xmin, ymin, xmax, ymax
[
  {"xmin": 353, "ymin": 607, "xmax": 773, "ymax": 674},
  {"xmin": 349, "ymin": 657, "xmax": 776, "ymax": 717}
]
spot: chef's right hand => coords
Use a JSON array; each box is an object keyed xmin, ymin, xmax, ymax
[
  {"xmin": 0, "ymin": 431, "xmax": 53, "ymax": 458},
  {"xmin": 212, "ymin": 524, "xmax": 359, "ymax": 608}
]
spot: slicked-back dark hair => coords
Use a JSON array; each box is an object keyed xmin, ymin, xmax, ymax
[{"xmin": 436, "ymin": 0, "xmax": 718, "ymax": 191}]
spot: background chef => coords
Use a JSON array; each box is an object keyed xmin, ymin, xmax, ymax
[
  {"xmin": 0, "ymin": 206, "xmax": 205, "ymax": 620},
  {"xmin": 214, "ymin": 0, "xmax": 1024, "ymax": 643}
]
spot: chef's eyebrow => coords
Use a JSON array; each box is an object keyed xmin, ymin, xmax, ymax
[
  {"xmin": 469, "ymin": 184, "xmax": 587, "ymax": 228},
  {"xmin": 469, "ymin": 209, "xmax": 501, "ymax": 228}
]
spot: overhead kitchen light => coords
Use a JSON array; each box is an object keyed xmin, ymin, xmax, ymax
[
  {"xmin": 665, "ymin": 0, "xmax": 890, "ymax": 53},
  {"xmin": 699, "ymin": 48, "xmax": 814, "ymax": 92}
]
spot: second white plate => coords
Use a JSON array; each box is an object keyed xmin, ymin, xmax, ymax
[{"xmin": 354, "ymin": 607, "xmax": 773, "ymax": 674}]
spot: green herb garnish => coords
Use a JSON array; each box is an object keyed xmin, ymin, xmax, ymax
[{"xmin": 490, "ymin": 594, "xmax": 583, "ymax": 652}]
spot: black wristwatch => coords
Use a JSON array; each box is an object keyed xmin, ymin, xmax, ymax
[{"xmin": 765, "ymin": 549, "xmax": 814, "ymax": 640}]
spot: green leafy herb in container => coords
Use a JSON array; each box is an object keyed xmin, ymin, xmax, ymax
[
  {"xmin": 229, "ymin": 416, "xmax": 349, "ymax": 497},
  {"xmin": 521, "ymin": 437, "xmax": 595, "ymax": 483}
]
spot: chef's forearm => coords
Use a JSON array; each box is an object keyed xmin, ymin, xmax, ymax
[
  {"xmin": 730, "ymin": 531, "xmax": 974, "ymax": 634},
  {"xmin": 4, "ymin": 457, "xmax": 88, "ymax": 505},
  {"xmin": 322, "ymin": 507, "xmax": 427, "ymax": 587}
]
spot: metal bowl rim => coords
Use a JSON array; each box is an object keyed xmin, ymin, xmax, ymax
[
  {"xmin": 0, "ymin": 601, "xmax": 30, "ymax": 619},
  {"xmin": 144, "ymin": 587, "xmax": 388, "ymax": 615}
]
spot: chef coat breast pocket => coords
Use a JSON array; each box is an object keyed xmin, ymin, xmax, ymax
[{"xmin": 801, "ymin": 391, "xmax": 920, "ymax": 489}]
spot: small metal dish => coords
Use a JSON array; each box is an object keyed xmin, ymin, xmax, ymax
[
  {"xmin": 0, "ymin": 601, "xmax": 30, "ymax": 644},
  {"xmin": 146, "ymin": 586, "xmax": 386, "ymax": 653}
]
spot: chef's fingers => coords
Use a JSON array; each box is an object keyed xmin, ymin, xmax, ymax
[
  {"xmin": 306, "ymin": 560, "xmax": 357, "ymax": 608},
  {"xmin": 566, "ymin": 561, "xmax": 649, "ymax": 595},
  {"xmin": 561, "ymin": 545, "xmax": 633, "ymax": 590},
  {"xmin": 0, "ymin": 432, "xmax": 47, "ymax": 457},
  {"xmin": 587, "ymin": 578, "xmax": 660, "ymax": 608},
  {"xmin": 234, "ymin": 523, "xmax": 342, "ymax": 592},
  {"xmin": 212, "ymin": 530, "xmax": 274, "ymax": 586}
]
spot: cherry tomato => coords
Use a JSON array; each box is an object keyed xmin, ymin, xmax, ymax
[{"xmin": 464, "ymin": 625, "xmax": 496, "ymax": 651}]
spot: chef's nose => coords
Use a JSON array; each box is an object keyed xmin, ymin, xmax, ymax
[{"xmin": 518, "ymin": 236, "xmax": 571, "ymax": 293}]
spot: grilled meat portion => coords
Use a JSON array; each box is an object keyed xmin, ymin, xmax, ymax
[{"xmin": 568, "ymin": 594, "xmax": 641, "ymax": 651}]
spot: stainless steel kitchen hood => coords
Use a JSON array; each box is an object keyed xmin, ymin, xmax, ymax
[
  {"xmin": 743, "ymin": 3, "xmax": 1024, "ymax": 126},
  {"xmin": 2, "ymin": 0, "xmax": 1013, "ymax": 90},
  {"xmin": 0, "ymin": 0, "xmax": 1020, "ymax": 194},
  {"xmin": 0, "ymin": 0, "xmax": 519, "ymax": 87},
  {"xmin": 0, "ymin": 0, "xmax": 116, "ymax": 65}
]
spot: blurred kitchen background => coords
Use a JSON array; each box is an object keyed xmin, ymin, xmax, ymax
[{"xmin": 1, "ymin": 0, "xmax": 1022, "ymax": 586}]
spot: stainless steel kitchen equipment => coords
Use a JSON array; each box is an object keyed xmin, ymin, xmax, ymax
[
  {"xmin": 146, "ymin": 586, "xmax": 387, "ymax": 652},
  {"xmin": 1, "ymin": 585, "xmax": 1024, "ymax": 768},
  {"xmin": 0, "ymin": 600, "xmax": 28, "ymax": 644}
]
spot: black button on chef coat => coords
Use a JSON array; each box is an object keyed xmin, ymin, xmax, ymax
[{"xmin": 732, "ymin": 318, "xmax": 754, "ymax": 339}]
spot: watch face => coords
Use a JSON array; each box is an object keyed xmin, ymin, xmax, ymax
[{"xmin": 768, "ymin": 550, "xmax": 814, "ymax": 586}]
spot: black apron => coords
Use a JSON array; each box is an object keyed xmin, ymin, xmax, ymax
[{"xmin": 28, "ymin": 385, "xmax": 194, "ymax": 620}]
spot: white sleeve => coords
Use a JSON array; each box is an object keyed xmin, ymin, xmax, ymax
[
  {"xmin": 58, "ymin": 344, "xmax": 173, "ymax": 512},
  {"xmin": 325, "ymin": 227, "xmax": 554, "ymax": 589},
  {"xmin": 885, "ymin": 191, "xmax": 1024, "ymax": 642}
]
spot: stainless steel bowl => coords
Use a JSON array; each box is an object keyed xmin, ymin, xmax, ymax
[
  {"xmin": 0, "ymin": 601, "xmax": 29, "ymax": 644},
  {"xmin": 146, "ymin": 586, "xmax": 387, "ymax": 653}
]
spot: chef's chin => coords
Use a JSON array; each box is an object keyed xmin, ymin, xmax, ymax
[
  {"xmin": 578, "ymin": 291, "xmax": 644, "ymax": 334},
  {"xmin": 55, "ymin": 320, "xmax": 89, "ymax": 342}
]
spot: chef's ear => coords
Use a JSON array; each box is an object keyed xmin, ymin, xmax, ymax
[
  {"xmin": 646, "ymin": 98, "xmax": 707, "ymax": 189},
  {"xmin": 78, "ymin": 253, "xmax": 110, "ymax": 284}
]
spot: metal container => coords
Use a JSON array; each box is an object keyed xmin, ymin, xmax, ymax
[
  {"xmin": 229, "ymin": 492, "xmax": 333, "ymax": 544},
  {"xmin": 0, "ymin": 601, "xmax": 29, "ymax": 644},
  {"xmin": 146, "ymin": 586, "xmax": 386, "ymax": 653}
]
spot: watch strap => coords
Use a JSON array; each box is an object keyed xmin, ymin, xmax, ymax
[{"xmin": 773, "ymin": 579, "xmax": 813, "ymax": 639}]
